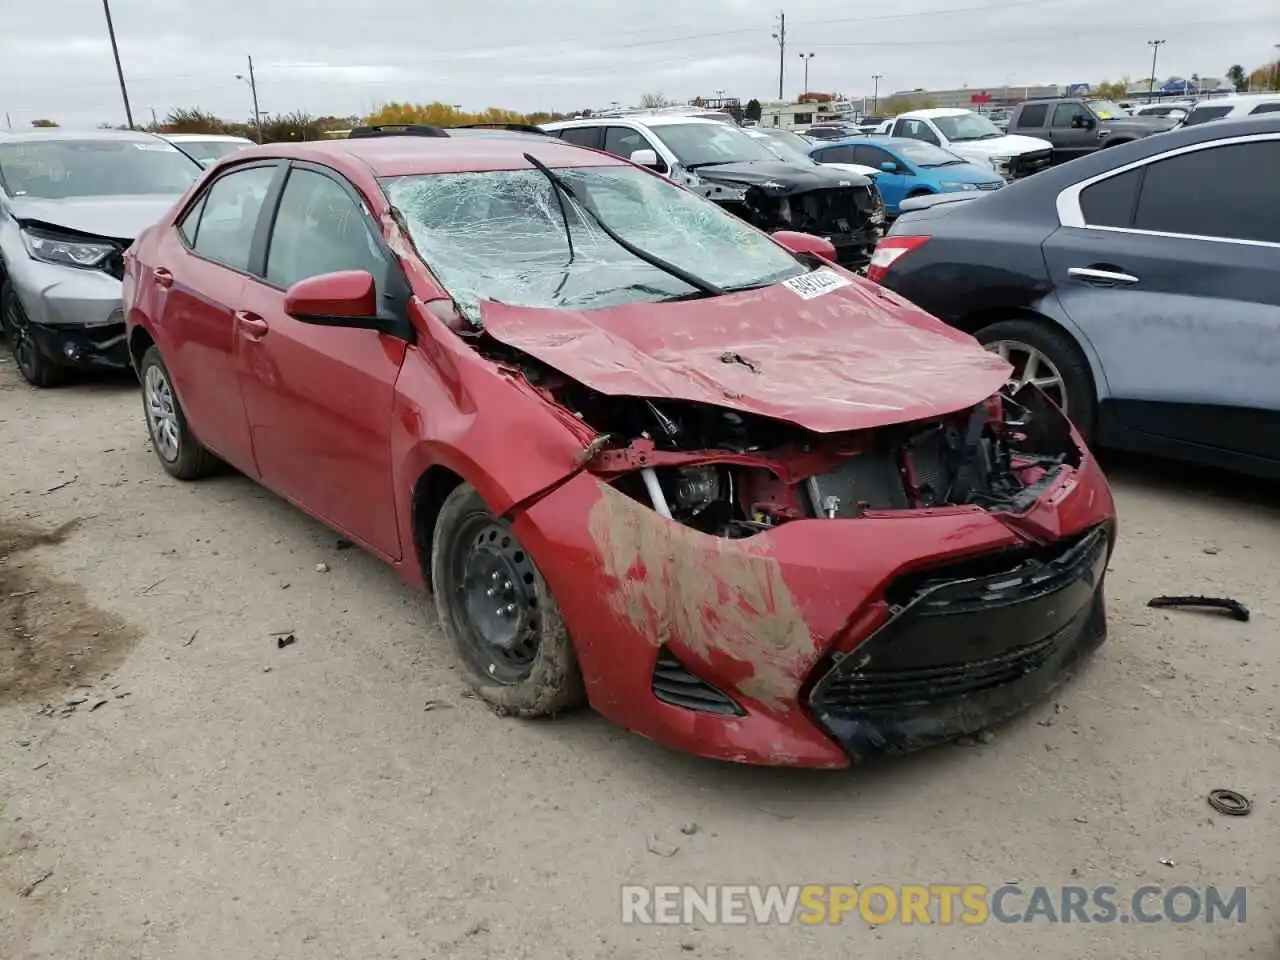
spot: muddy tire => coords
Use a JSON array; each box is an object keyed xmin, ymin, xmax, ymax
[
  {"xmin": 3, "ymin": 282, "xmax": 65, "ymax": 388},
  {"xmin": 431, "ymin": 483, "xmax": 585, "ymax": 717},
  {"xmin": 972, "ymin": 316, "xmax": 1097, "ymax": 444},
  {"xmin": 138, "ymin": 346, "xmax": 220, "ymax": 480}
]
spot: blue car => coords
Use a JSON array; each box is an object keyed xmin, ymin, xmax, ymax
[{"xmin": 808, "ymin": 137, "xmax": 1004, "ymax": 216}]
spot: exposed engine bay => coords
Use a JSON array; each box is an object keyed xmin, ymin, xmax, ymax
[{"xmin": 513, "ymin": 353, "xmax": 1082, "ymax": 538}]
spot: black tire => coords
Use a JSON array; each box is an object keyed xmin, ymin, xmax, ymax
[
  {"xmin": 2, "ymin": 281, "xmax": 66, "ymax": 388},
  {"xmin": 430, "ymin": 483, "xmax": 585, "ymax": 718},
  {"xmin": 138, "ymin": 345, "xmax": 220, "ymax": 480},
  {"xmin": 972, "ymin": 317, "xmax": 1097, "ymax": 443}
]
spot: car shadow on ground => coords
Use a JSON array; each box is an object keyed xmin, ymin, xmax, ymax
[{"xmin": 1098, "ymin": 449, "xmax": 1280, "ymax": 510}]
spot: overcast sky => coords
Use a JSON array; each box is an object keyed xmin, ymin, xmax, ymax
[{"xmin": 4, "ymin": 0, "xmax": 1277, "ymax": 128}]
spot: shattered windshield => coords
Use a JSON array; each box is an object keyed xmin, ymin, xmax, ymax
[
  {"xmin": 382, "ymin": 165, "xmax": 807, "ymax": 324},
  {"xmin": 646, "ymin": 123, "xmax": 779, "ymax": 168}
]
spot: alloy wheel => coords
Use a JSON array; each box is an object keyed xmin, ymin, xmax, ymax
[
  {"xmin": 4, "ymin": 294, "xmax": 38, "ymax": 379},
  {"xmin": 984, "ymin": 339, "xmax": 1069, "ymax": 415},
  {"xmin": 144, "ymin": 364, "xmax": 182, "ymax": 462}
]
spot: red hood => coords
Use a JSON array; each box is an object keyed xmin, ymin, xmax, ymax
[{"xmin": 479, "ymin": 275, "xmax": 1012, "ymax": 434}]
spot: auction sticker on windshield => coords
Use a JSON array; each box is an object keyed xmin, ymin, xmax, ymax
[{"xmin": 782, "ymin": 268, "xmax": 853, "ymax": 300}]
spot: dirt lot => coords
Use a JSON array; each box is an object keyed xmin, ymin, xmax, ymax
[{"xmin": 0, "ymin": 356, "xmax": 1276, "ymax": 959}]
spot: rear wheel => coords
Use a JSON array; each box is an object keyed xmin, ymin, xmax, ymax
[
  {"xmin": 139, "ymin": 346, "xmax": 220, "ymax": 479},
  {"xmin": 2, "ymin": 282, "xmax": 65, "ymax": 388},
  {"xmin": 973, "ymin": 317, "xmax": 1097, "ymax": 443},
  {"xmin": 430, "ymin": 483, "xmax": 585, "ymax": 717}
]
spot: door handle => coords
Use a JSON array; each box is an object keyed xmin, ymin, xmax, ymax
[
  {"xmin": 235, "ymin": 310, "xmax": 270, "ymax": 340},
  {"xmin": 153, "ymin": 267, "xmax": 173, "ymax": 288},
  {"xmin": 1067, "ymin": 266, "xmax": 1138, "ymax": 286}
]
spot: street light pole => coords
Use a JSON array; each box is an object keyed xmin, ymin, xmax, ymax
[
  {"xmin": 771, "ymin": 11, "xmax": 786, "ymax": 100},
  {"xmin": 871, "ymin": 74, "xmax": 883, "ymax": 113},
  {"xmin": 799, "ymin": 53, "xmax": 815, "ymax": 98},
  {"xmin": 101, "ymin": 0, "xmax": 135, "ymax": 129},
  {"xmin": 236, "ymin": 56, "xmax": 263, "ymax": 142},
  {"xmin": 1146, "ymin": 39, "xmax": 1166, "ymax": 102}
]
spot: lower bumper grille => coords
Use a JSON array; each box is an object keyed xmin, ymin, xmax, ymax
[
  {"xmin": 809, "ymin": 526, "xmax": 1110, "ymax": 757},
  {"xmin": 1009, "ymin": 150, "xmax": 1052, "ymax": 178},
  {"xmin": 652, "ymin": 648, "xmax": 744, "ymax": 716}
]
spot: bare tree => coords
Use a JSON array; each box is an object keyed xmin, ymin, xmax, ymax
[{"xmin": 639, "ymin": 92, "xmax": 668, "ymax": 109}]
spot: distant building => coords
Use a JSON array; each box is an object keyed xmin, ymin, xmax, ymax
[{"xmin": 758, "ymin": 97, "xmax": 859, "ymax": 130}]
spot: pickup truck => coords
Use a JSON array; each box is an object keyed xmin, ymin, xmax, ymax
[
  {"xmin": 881, "ymin": 108, "xmax": 1052, "ymax": 180},
  {"xmin": 1006, "ymin": 98, "xmax": 1178, "ymax": 163}
]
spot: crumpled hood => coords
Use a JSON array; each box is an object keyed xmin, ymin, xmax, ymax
[
  {"xmin": 479, "ymin": 269, "xmax": 1012, "ymax": 434},
  {"xmin": 692, "ymin": 160, "xmax": 872, "ymax": 195},
  {"xmin": 9, "ymin": 195, "xmax": 179, "ymax": 243}
]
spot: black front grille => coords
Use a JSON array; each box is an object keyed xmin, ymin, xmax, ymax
[
  {"xmin": 819, "ymin": 624, "xmax": 1069, "ymax": 712},
  {"xmin": 1009, "ymin": 150, "xmax": 1052, "ymax": 178},
  {"xmin": 652, "ymin": 648, "xmax": 744, "ymax": 716}
]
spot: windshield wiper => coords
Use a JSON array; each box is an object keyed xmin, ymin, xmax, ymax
[{"xmin": 522, "ymin": 152, "xmax": 723, "ymax": 297}]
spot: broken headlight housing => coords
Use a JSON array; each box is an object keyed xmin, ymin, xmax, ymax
[{"xmin": 21, "ymin": 227, "xmax": 116, "ymax": 270}]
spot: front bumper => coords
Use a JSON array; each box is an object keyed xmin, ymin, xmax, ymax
[
  {"xmin": 6, "ymin": 256, "xmax": 129, "ymax": 369},
  {"xmin": 511, "ymin": 443, "xmax": 1116, "ymax": 768},
  {"xmin": 808, "ymin": 525, "xmax": 1109, "ymax": 760}
]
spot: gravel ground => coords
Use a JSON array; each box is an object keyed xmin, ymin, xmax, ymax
[{"xmin": 1, "ymin": 358, "xmax": 1276, "ymax": 959}]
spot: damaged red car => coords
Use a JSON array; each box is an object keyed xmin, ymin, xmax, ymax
[{"xmin": 122, "ymin": 131, "xmax": 1117, "ymax": 768}]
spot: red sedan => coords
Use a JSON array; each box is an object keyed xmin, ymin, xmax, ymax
[{"xmin": 122, "ymin": 129, "xmax": 1116, "ymax": 768}]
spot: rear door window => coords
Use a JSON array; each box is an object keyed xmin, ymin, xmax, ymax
[
  {"xmin": 1181, "ymin": 104, "xmax": 1233, "ymax": 126},
  {"xmin": 1132, "ymin": 140, "xmax": 1280, "ymax": 243},
  {"xmin": 1016, "ymin": 103, "xmax": 1049, "ymax": 128},
  {"xmin": 814, "ymin": 145, "xmax": 855, "ymax": 163},
  {"xmin": 1248, "ymin": 102, "xmax": 1280, "ymax": 115},
  {"xmin": 556, "ymin": 126, "xmax": 601, "ymax": 148},
  {"xmin": 185, "ymin": 164, "xmax": 277, "ymax": 271},
  {"xmin": 1079, "ymin": 168, "xmax": 1142, "ymax": 227}
]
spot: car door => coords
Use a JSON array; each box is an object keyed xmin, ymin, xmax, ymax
[
  {"xmin": 850, "ymin": 144, "xmax": 911, "ymax": 211},
  {"xmin": 233, "ymin": 162, "xmax": 410, "ymax": 559},
  {"xmin": 1048, "ymin": 103, "xmax": 1097, "ymax": 161},
  {"xmin": 152, "ymin": 161, "xmax": 281, "ymax": 474},
  {"xmin": 1045, "ymin": 134, "xmax": 1280, "ymax": 460}
]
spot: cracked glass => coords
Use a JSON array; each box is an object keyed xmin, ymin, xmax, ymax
[{"xmin": 380, "ymin": 165, "xmax": 806, "ymax": 324}]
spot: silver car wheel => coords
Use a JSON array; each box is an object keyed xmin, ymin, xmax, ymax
[
  {"xmin": 985, "ymin": 339, "xmax": 1068, "ymax": 415},
  {"xmin": 144, "ymin": 364, "xmax": 181, "ymax": 462}
]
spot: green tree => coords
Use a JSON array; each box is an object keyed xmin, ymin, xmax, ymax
[
  {"xmin": 1226, "ymin": 65, "xmax": 1247, "ymax": 92},
  {"xmin": 1093, "ymin": 79, "xmax": 1129, "ymax": 100},
  {"xmin": 745, "ymin": 98, "xmax": 762, "ymax": 122}
]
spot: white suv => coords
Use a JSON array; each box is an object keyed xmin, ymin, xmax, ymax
[
  {"xmin": 541, "ymin": 115, "xmax": 885, "ymax": 268},
  {"xmin": 1181, "ymin": 93, "xmax": 1280, "ymax": 127}
]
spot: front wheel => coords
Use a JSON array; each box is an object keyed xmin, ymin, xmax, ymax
[
  {"xmin": 2, "ymin": 282, "xmax": 65, "ymax": 388},
  {"xmin": 430, "ymin": 483, "xmax": 585, "ymax": 717},
  {"xmin": 138, "ymin": 346, "xmax": 220, "ymax": 479},
  {"xmin": 973, "ymin": 317, "xmax": 1097, "ymax": 443}
]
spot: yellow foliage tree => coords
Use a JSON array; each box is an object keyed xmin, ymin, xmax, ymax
[
  {"xmin": 1247, "ymin": 59, "xmax": 1279, "ymax": 90},
  {"xmin": 363, "ymin": 101, "xmax": 562, "ymax": 128},
  {"xmin": 1093, "ymin": 79, "xmax": 1130, "ymax": 100}
]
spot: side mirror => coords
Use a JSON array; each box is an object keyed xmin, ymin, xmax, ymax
[
  {"xmin": 1071, "ymin": 114, "xmax": 1096, "ymax": 129},
  {"xmin": 879, "ymin": 161, "xmax": 898, "ymax": 172},
  {"xmin": 285, "ymin": 270, "xmax": 378, "ymax": 325},
  {"xmin": 629, "ymin": 148, "xmax": 661, "ymax": 169},
  {"xmin": 771, "ymin": 230, "xmax": 837, "ymax": 262}
]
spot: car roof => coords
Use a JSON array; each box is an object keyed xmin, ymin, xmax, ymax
[
  {"xmin": 162, "ymin": 133, "xmax": 254, "ymax": 143},
  {"xmin": 816, "ymin": 136, "xmax": 921, "ymax": 151},
  {"xmin": 542, "ymin": 115, "xmax": 725, "ymax": 131},
  {"xmin": 899, "ymin": 108, "xmax": 972, "ymax": 118},
  {"xmin": 229, "ymin": 136, "xmax": 625, "ymax": 177},
  {"xmin": 1194, "ymin": 92, "xmax": 1280, "ymax": 105},
  {"xmin": 0, "ymin": 128, "xmax": 170, "ymax": 144}
]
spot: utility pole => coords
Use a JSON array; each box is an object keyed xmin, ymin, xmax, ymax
[
  {"xmin": 799, "ymin": 53, "xmax": 815, "ymax": 98},
  {"xmin": 236, "ymin": 56, "xmax": 263, "ymax": 142},
  {"xmin": 1146, "ymin": 39, "xmax": 1166, "ymax": 102},
  {"xmin": 772, "ymin": 11, "xmax": 786, "ymax": 100},
  {"xmin": 149, "ymin": 106, "xmax": 158, "ymax": 129},
  {"xmin": 1273, "ymin": 43, "xmax": 1279, "ymax": 90},
  {"xmin": 101, "ymin": 0, "xmax": 135, "ymax": 129},
  {"xmin": 871, "ymin": 74, "xmax": 883, "ymax": 113}
]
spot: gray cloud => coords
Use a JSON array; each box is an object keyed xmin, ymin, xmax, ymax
[{"xmin": 3, "ymin": 0, "xmax": 1276, "ymax": 128}]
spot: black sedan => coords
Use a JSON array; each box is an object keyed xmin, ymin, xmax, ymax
[{"xmin": 867, "ymin": 115, "xmax": 1280, "ymax": 479}]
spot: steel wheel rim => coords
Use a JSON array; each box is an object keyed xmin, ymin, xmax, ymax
[
  {"xmin": 985, "ymin": 339, "xmax": 1068, "ymax": 414},
  {"xmin": 450, "ymin": 515, "xmax": 541, "ymax": 684},
  {"xmin": 144, "ymin": 365, "xmax": 181, "ymax": 462}
]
